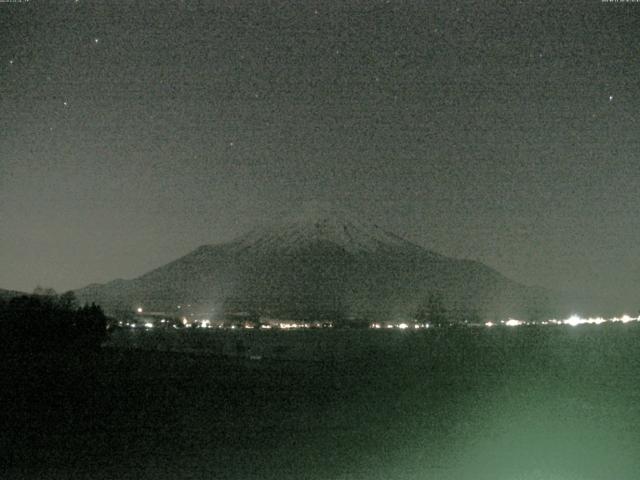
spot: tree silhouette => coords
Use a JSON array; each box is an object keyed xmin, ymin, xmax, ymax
[
  {"xmin": 58, "ymin": 291, "xmax": 79, "ymax": 310},
  {"xmin": 416, "ymin": 291, "xmax": 448, "ymax": 327},
  {"xmin": 33, "ymin": 286, "xmax": 57, "ymax": 297},
  {"xmin": 0, "ymin": 291, "xmax": 107, "ymax": 353}
]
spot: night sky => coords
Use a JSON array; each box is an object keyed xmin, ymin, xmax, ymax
[{"xmin": 1, "ymin": 0, "xmax": 639, "ymax": 312}]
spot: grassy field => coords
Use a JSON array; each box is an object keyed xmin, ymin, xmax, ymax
[{"xmin": 2, "ymin": 324, "xmax": 640, "ymax": 479}]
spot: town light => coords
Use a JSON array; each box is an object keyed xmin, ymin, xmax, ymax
[{"xmin": 564, "ymin": 315, "xmax": 583, "ymax": 327}]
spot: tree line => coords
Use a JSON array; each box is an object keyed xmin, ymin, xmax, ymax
[{"xmin": 0, "ymin": 288, "xmax": 107, "ymax": 353}]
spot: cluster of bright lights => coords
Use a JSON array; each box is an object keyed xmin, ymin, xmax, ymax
[
  {"xmin": 370, "ymin": 322, "xmax": 429, "ymax": 329},
  {"xmin": 279, "ymin": 322, "xmax": 305, "ymax": 329},
  {"xmin": 124, "ymin": 321, "xmax": 333, "ymax": 330},
  {"xmin": 487, "ymin": 314, "xmax": 640, "ymax": 328},
  {"xmin": 616, "ymin": 314, "xmax": 636, "ymax": 324},
  {"xmin": 122, "ymin": 312, "xmax": 640, "ymax": 331},
  {"xmin": 559, "ymin": 314, "xmax": 637, "ymax": 326},
  {"xmin": 482, "ymin": 318, "xmax": 524, "ymax": 327}
]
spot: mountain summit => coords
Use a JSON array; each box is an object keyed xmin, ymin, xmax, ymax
[
  {"xmin": 77, "ymin": 206, "xmax": 558, "ymax": 322},
  {"xmin": 231, "ymin": 203, "xmax": 419, "ymax": 255}
]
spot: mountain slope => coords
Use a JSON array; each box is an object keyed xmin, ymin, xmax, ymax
[{"xmin": 76, "ymin": 205, "xmax": 559, "ymax": 321}]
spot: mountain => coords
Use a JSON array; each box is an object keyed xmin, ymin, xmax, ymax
[{"xmin": 76, "ymin": 204, "xmax": 561, "ymax": 322}]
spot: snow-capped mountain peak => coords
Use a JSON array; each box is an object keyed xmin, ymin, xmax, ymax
[{"xmin": 229, "ymin": 202, "xmax": 416, "ymax": 254}]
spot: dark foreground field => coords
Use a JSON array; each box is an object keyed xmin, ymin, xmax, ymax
[{"xmin": 2, "ymin": 325, "xmax": 640, "ymax": 480}]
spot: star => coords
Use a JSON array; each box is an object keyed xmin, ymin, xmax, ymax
[
  {"xmin": 94, "ymin": 38, "xmax": 99, "ymax": 44},
  {"xmin": 63, "ymin": 101, "xmax": 68, "ymax": 107},
  {"xmin": 9, "ymin": 59, "xmax": 14, "ymax": 65},
  {"xmin": 609, "ymin": 95, "xmax": 613, "ymax": 101}
]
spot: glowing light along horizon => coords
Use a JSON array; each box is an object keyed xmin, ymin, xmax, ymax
[
  {"xmin": 497, "ymin": 314, "xmax": 639, "ymax": 328},
  {"xmin": 505, "ymin": 319, "xmax": 523, "ymax": 327},
  {"xmin": 125, "ymin": 314, "xmax": 639, "ymax": 331}
]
